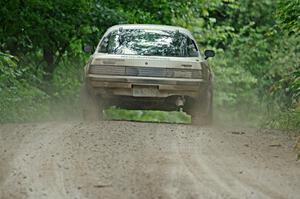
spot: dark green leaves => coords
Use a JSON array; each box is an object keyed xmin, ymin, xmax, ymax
[{"xmin": 277, "ymin": 0, "xmax": 300, "ymax": 35}]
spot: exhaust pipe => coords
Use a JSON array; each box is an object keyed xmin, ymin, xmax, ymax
[{"xmin": 175, "ymin": 96, "xmax": 185, "ymax": 107}]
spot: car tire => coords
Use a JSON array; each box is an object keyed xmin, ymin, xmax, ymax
[
  {"xmin": 191, "ymin": 85, "xmax": 213, "ymax": 125},
  {"xmin": 80, "ymin": 83, "xmax": 103, "ymax": 121}
]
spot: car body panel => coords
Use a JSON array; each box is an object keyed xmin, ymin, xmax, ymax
[{"xmin": 84, "ymin": 24, "xmax": 212, "ymax": 100}]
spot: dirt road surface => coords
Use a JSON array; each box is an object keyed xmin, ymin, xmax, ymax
[{"xmin": 0, "ymin": 121, "xmax": 299, "ymax": 199}]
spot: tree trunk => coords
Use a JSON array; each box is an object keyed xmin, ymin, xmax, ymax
[{"xmin": 43, "ymin": 49, "xmax": 55, "ymax": 81}]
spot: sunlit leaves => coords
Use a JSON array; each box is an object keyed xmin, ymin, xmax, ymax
[{"xmin": 277, "ymin": 0, "xmax": 300, "ymax": 35}]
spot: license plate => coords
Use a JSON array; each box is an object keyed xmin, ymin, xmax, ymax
[
  {"xmin": 133, "ymin": 86, "xmax": 158, "ymax": 97},
  {"xmin": 174, "ymin": 71, "xmax": 192, "ymax": 78}
]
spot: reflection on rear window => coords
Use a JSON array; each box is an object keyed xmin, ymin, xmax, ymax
[{"xmin": 98, "ymin": 29, "xmax": 198, "ymax": 57}]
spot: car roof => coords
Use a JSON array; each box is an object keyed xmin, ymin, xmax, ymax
[{"xmin": 106, "ymin": 24, "xmax": 194, "ymax": 39}]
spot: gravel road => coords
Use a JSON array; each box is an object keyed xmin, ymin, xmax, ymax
[{"xmin": 0, "ymin": 121, "xmax": 299, "ymax": 199}]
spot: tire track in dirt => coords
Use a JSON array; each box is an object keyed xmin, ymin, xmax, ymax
[{"xmin": 0, "ymin": 122, "xmax": 299, "ymax": 199}]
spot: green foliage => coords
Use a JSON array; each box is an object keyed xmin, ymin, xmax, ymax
[
  {"xmin": 49, "ymin": 52, "xmax": 87, "ymax": 118},
  {"xmin": 0, "ymin": 0, "xmax": 89, "ymax": 53},
  {"xmin": 0, "ymin": 0, "xmax": 299, "ymax": 131},
  {"xmin": 212, "ymin": 50, "xmax": 258, "ymax": 107},
  {"xmin": 0, "ymin": 53, "xmax": 50, "ymax": 122},
  {"xmin": 267, "ymin": 36, "xmax": 300, "ymax": 108},
  {"xmin": 277, "ymin": 0, "xmax": 300, "ymax": 35},
  {"xmin": 104, "ymin": 107, "xmax": 191, "ymax": 124},
  {"xmin": 211, "ymin": 47, "xmax": 269, "ymax": 126},
  {"xmin": 265, "ymin": 109, "xmax": 300, "ymax": 132}
]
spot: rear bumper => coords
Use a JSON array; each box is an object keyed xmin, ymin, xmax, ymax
[{"xmin": 87, "ymin": 74, "xmax": 205, "ymax": 98}]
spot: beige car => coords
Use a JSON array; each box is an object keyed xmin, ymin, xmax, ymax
[{"xmin": 81, "ymin": 24, "xmax": 215, "ymax": 124}]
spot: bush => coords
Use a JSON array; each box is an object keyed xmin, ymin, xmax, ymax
[
  {"xmin": 211, "ymin": 49, "xmax": 262, "ymax": 126},
  {"xmin": 0, "ymin": 52, "xmax": 50, "ymax": 122},
  {"xmin": 49, "ymin": 53, "xmax": 87, "ymax": 119}
]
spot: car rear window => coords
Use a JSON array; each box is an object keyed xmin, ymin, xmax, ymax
[{"xmin": 98, "ymin": 29, "xmax": 199, "ymax": 57}]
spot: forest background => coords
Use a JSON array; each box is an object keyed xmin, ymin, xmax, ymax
[{"xmin": 0, "ymin": 0, "xmax": 299, "ymax": 131}]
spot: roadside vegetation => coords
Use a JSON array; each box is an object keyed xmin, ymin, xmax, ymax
[{"xmin": 0, "ymin": 0, "xmax": 299, "ymax": 131}]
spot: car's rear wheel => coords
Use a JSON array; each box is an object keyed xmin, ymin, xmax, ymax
[
  {"xmin": 80, "ymin": 83, "xmax": 103, "ymax": 121},
  {"xmin": 189, "ymin": 85, "xmax": 213, "ymax": 125}
]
